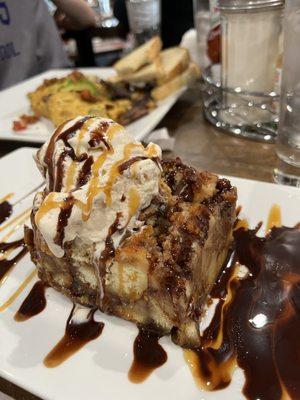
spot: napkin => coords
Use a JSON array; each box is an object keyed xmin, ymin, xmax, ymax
[
  {"xmin": 144, "ymin": 128, "xmax": 175, "ymax": 152},
  {"xmin": 181, "ymin": 27, "xmax": 210, "ymax": 70}
]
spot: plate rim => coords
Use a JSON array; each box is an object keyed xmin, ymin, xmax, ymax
[{"xmin": 0, "ymin": 68, "xmax": 184, "ymax": 144}]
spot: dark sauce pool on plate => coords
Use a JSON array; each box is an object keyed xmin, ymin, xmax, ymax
[{"xmin": 185, "ymin": 208, "xmax": 300, "ymax": 400}]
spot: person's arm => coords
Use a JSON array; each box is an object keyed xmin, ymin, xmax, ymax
[{"xmin": 52, "ymin": 0, "xmax": 97, "ymax": 29}]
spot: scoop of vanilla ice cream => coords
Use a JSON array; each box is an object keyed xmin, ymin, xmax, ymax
[{"xmin": 34, "ymin": 116, "xmax": 162, "ymax": 261}]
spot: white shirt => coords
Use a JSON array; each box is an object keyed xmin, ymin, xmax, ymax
[{"xmin": 0, "ymin": 0, "xmax": 71, "ymax": 90}]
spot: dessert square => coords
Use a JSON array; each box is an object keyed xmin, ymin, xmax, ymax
[{"xmin": 27, "ymin": 116, "xmax": 237, "ymax": 348}]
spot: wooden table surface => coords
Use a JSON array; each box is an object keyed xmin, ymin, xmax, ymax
[{"xmin": 0, "ymin": 84, "xmax": 280, "ymax": 400}]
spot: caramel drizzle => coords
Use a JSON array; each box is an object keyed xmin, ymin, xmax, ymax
[
  {"xmin": 183, "ymin": 205, "xmax": 300, "ymax": 400},
  {"xmin": 38, "ymin": 127, "xmax": 145, "ymax": 223},
  {"xmin": 184, "ymin": 263, "xmax": 239, "ymax": 391},
  {"xmin": 81, "ymin": 145, "xmax": 114, "ymax": 219},
  {"xmin": 0, "ymin": 198, "xmax": 13, "ymax": 225},
  {"xmin": 0, "ymin": 239, "xmax": 28, "ymax": 283},
  {"xmin": 39, "ymin": 123, "xmax": 119, "ymax": 223},
  {"xmin": 1, "ymin": 211, "xmax": 31, "ymax": 245},
  {"xmin": 235, "ymin": 219, "xmax": 249, "ymax": 230},
  {"xmin": 0, "ymin": 239, "xmax": 29, "ymax": 285},
  {"xmin": 66, "ymin": 161, "xmax": 77, "ymax": 191},
  {"xmin": 0, "ymin": 269, "xmax": 37, "ymax": 312},
  {"xmin": 35, "ymin": 194, "xmax": 65, "ymax": 225},
  {"xmin": 208, "ymin": 264, "xmax": 239, "ymax": 351},
  {"xmin": 0, "ymin": 199, "xmax": 45, "ymax": 311},
  {"xmin": 0, "ymin": 193, "xmax": 13, "ymax": 204},
  {"xmin": 0, "ymin": 206, "xmax": 31, "ymax": 289},
  {"xmin": 97, "ymin": 186, "xmax": 141, "ymax": 305},
  {"xmin": 37, "ymin": 121, "xmax": 161, "ymax": 255},
  {"xmin": 266, "ymin": 204, "xmax": 281, "ymax": 232},
  {"xmin": 0, "ymin": 208, "xmax": 31, "ymax": 234},
  {"xmin": 65, "ymin": 118, "xmax": 95, "ymax": 191},
  {"xmin": 100, "ymin": 143, "xmax": 142, "ymax": 207},
  {"xmin": 235, "ymin": 205, "xmax": 281, "ymax": 234},
  {"xmin": 88, "ymin": 134, "xmax": 139, "ymax": 211},
  {"xmin": 127, "ymin": 187, "xmax": 140, "ymax": 224},
  {"xmin": 0, "ymin": 196, "xmax": 42, "ymax": 312},
  {"xmin": 44, "ymin": 116, "xmax": 92, "ymax": 191},
  {"xmin": 63, "ymin": 120, "xmax": 115, "ymax": 195},
  {"xmin": 84, "ymin": 125, "xmax": 121, "ymax": 202},
  {"xmin": 76, "ymin": 122, "xmax": 89, "ymax": 156}
]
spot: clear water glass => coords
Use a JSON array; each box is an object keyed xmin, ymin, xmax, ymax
[
  {"xmin": 274, "ymin": 0, "xmax": 300, "ymax": 186},
  {"xmin": 126, "ymin": 0, "xmax": 161, "ymax": 46},
  {"xmin": 193, "ymin": 0, "xmax": 211, "ymax": 70},
  {"xmin": 87, "ymin": 0, "xmax": 119, "ymax": 28}
]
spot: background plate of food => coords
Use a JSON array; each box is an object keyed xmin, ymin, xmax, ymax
[{"xmin": 0, "ymin": 38, "xmax": 199, "ymax": 144}]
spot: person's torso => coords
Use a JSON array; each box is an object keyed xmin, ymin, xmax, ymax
[{"xmin": 0, "ymin": 0, "xmax": 70, "ymax": 90}]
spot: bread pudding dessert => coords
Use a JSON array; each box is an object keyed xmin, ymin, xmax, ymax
[{"xmin": 26, "ymin": 116, "xmax": 237, "ymax": 348}]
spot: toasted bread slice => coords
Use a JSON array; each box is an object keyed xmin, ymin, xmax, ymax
[
  {"xmin": 114, "ymin": 36, "xmax": 162, "ymax": 75},
  {"xmin": 107, "ymin": 74, "xmax": 129, "ymax": 84},
  {"xmin": 117, "ymin": 47, "xmax": 190, "ymax": 85},
  {"xmin": 119, "ymin": 57, "xmax": 164, "ymax": 84},
  {"xmin": 151, "ymin": 62, "xmax": 200, "ymax": 101},
  {"xmin": 157, "ymin": 47, "xmax": 190, "ymax": 84}
]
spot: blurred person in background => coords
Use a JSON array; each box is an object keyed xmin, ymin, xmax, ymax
[
  {"xmin": 113, "ymin": 0, "xmax": 194, "ymax": 48},
  {"xmin": 51, "ymin": 0, "xmax": 96, "ymax": 31},
  {"xmin": 0, "ymin": 0, "xmax": 96, "ymax": 90}
]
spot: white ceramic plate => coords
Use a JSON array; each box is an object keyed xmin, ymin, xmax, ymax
[
  {"xmin": 0, "ymin": 68, "xmax": 185, "ymax": 144},
  {"xmin": 0, "ymin": 148, "xmax": 300, "ymax": 400}
]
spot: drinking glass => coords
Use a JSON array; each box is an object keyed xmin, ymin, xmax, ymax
[
  {"xmin": 87, "ymin": 0, "xmax": 119, "ymax": 28},
  {"xmin": 126, "ymin": 0, "xmax": 161, "ymax": 46},
  {"xmin": 274, "ymin": 0, "xmax": 300, "ymax": 186},
  {"xmin": 193, "ymin": 0, "xmax": 211, "ymax": 70}
]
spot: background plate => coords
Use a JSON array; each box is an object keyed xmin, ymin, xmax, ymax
[
  {"xmin": 0, "ymin": 148, "xmax": 299, "ymax": 400},
  {"xmin": 0, "ymin": 68, "xmax": 185, "ymax": 144}
]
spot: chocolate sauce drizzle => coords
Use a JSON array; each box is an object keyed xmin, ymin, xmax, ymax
[
  {"xmin": 189, "ymin": 224, "xmax": 300, "ymax": 400},
  {"xmin": 98, "ymin": 213, "xmax": 123, "ymax": 308},
  {"xmin": 76, "ymin": 156, "xmax": 93, "ymax": 187},
  {"xmin": 44, "ymin": 117, "xmax": 114, "ymax": 192},
  {"xmin": 44, "ymin": 116, "xmax": 92, "ymax": 191},
  {"xmin": 128, "ymin": 327, "xmax": 167, "ymax": 383},
  {"xmin": 14, "ymin": 281, "xmax": 47, "ymax": 322},
  {"xmin": 118, "ymin": 156, "xmax": 161, "ymax": 174},
  {"xmin": 44, "ymin": 305, "xmax": 104, "ymax": 368},
  {"xmin": 54, "ymin": 151, "xmax": 68, "ymax": 193},
  {"xmin": 0, "ymin": 239, "xmax": 28, "ymax": 281},
  {"xmin": 88, "ymin": 121, "xmax": 110, "ymax": 149},
  {"xmin": 0, "ymin": 201, "xmax": 13, "ymax": 225},
  {"xmin": 118, "ymin": 156, "xmax": 147, "ymax": 173},
  {"xmin": 102, "ymin": 212, "xmax": 123, "ymax": 259},
  {"xmin": 54, "ymin": 196, "xmax": 74, "ymax": 246}
]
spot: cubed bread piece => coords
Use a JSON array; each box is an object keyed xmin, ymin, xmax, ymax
[{"xmin": 151, "ymin": 63, "xmax": 200, "ymax": 101}]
